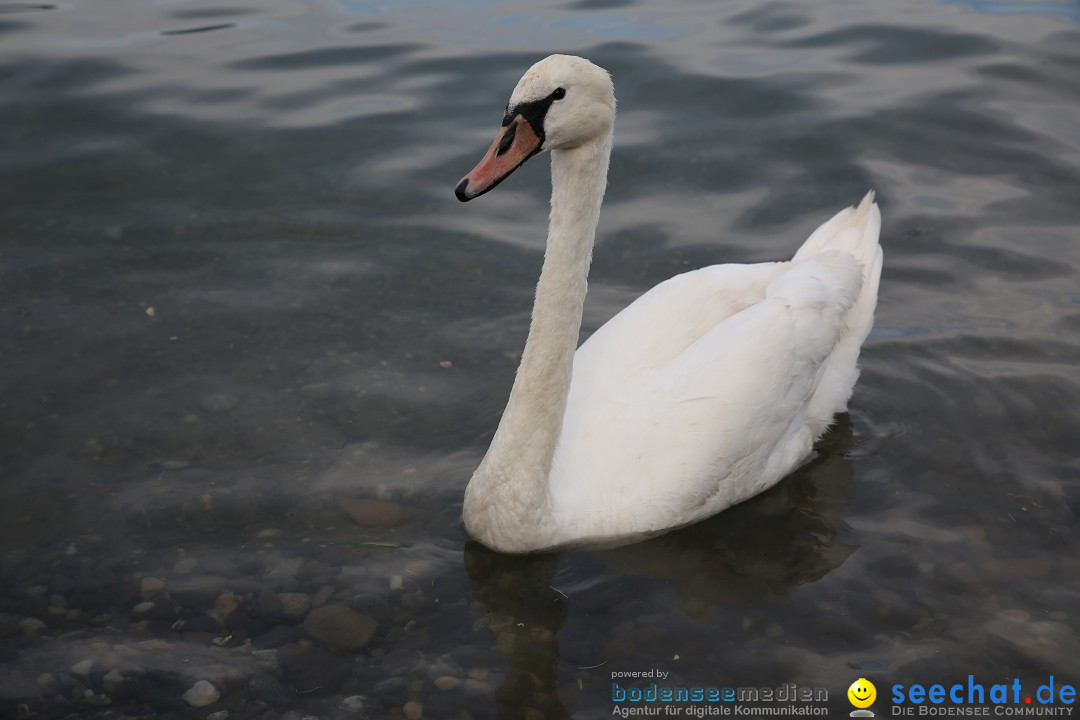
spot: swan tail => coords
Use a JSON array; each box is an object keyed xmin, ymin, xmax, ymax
[
  {"xmin": 766, "ymin": 251, "xmax": 865, "ymax": 333},
  {"xmin": 792, "ymin": 191, "xmax": 880, "ymax": 269},
  {"xmin": 789, "ymin": 190, "xmax": 882, "ymax": 334},
  {"xmin": 792, "ymin": 191, "xmax": 884, "ymax": 434}
]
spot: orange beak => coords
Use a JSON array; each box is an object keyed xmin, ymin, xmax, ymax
[{"xmin": 455, "ymin": 114, "xmax": 543, "ymax": 202}]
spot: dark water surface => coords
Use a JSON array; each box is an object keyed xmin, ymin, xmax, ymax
[{"xmin": 2, "ymin": 0, "xmax": 1080, "ymax": 718}]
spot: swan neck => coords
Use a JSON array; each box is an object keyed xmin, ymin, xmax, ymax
[{"xmin": 466, "ymin": 135, "xmax": 611, "ymax": 551}]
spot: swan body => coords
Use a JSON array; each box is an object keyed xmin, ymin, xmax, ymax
[{"xmin": 456, "ymin": 55, "xmax": 882, "ymax": 554}]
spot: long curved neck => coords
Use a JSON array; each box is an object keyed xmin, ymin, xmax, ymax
[
  {"xmin": 505, "ymin": 136, "xmax": 611, "ymax": 469},
  {"xmin": 465, "ymin": 134, "xmax": 612, "ymax": 552}
]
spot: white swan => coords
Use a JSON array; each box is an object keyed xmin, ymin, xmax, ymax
[{"xmin": 455, "ymin": 55, "xmax": 882, "ymax": 554}]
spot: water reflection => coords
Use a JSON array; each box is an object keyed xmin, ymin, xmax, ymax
[
  {"xmin": 466, "ymin": 548, "xmax": 571, "ymax": 718},
  {"xmin": 466, "ymin": 419, "xmax": 857, "ymax": 716},
  {"xmin": 938, "ymin": 0, "xmax": 1080, "ymax": 21}
]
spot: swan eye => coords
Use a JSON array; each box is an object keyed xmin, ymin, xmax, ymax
[{"xmin": 551, "ymin": 87, "xmax": 566, "ymax": 100}]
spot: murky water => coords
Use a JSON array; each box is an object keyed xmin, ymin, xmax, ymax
[{"xmin": 2, "ymin": 0, "xmax": 1079, "ymax": 718}]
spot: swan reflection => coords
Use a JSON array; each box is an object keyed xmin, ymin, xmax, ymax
[{"xmin": 464, "ymin": 416, "xmax": 858, "ymax": 717}]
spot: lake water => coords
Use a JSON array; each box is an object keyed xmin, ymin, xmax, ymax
[{"xmin": 2, "ymin": 0, "xmax": 1079, "ymax": 718}]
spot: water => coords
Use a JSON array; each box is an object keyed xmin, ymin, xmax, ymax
[{"xmin": 2, "ymin": 0, "xmax": 1079, "ymax": 718}]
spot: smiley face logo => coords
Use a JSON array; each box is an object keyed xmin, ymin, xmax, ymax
[{"xmin": 848, "ymin": 678, "xmax": 877, "ymax": 709}]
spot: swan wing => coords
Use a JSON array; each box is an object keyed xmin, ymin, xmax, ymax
[
  {"xmin": 549, "ymin": 252, "xmax": 865, "ymax": 538},
  {"xmin": 552, "ymin": 260, "xmax": 791, "ymax": 484},
  {"xmin": 575, "ymin": 260, "xmax": 791, "ymax": 379}
]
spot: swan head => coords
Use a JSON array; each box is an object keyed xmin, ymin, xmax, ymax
[{"xmin": 455, "ymin": 54, "xmax": 615, "ymax": 202}]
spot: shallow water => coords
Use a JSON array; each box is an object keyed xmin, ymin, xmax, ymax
[{"xmin": 2, "ymin": 0, "xmax": 1079, "ymax": 718}]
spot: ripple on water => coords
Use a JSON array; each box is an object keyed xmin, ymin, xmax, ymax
[{"xmin": 2, "ymin": 0, "xmax": 1080, "ymax": 716}]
